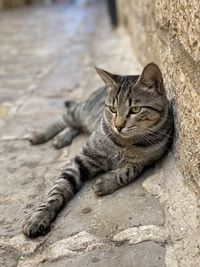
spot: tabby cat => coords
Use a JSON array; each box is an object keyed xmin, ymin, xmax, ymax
[{"xmin": 23, "ymin": 63, "xmax": 173, "ymax": 238}]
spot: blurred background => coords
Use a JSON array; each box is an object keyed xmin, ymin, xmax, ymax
[
  {"xmin": 0, "ymin": 0, "xmax": 117, "ymax": 27},
  {"xmin": 0, "ymin": 0, "xmax": 137, "ymax": 127}
]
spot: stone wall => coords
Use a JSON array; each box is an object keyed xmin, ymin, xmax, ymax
[{"xmin": 117, "ymin": 0, "xmax": 200, "ymax": 195}]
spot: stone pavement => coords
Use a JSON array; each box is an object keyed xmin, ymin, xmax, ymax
[{"xmin": 0, "ymin": 1, "xmax": 198, "ymax": 267}]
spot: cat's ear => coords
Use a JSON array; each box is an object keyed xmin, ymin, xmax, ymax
[
  {"xmin": 137, "ymin": 63, "xmax": 165, "ymax": 94},
  {"xmin": 95, "ymin": 67, "xmax": 117, "ymax": 87}
]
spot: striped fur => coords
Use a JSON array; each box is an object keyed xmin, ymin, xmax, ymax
[{"xmin": 23, "ymin": 63, "xmax": 173, "ymax": 237}]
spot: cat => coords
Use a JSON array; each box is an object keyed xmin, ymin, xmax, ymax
[{"xmin": 23, "ymin": 63, "xmax": 173, "ymax": 238}]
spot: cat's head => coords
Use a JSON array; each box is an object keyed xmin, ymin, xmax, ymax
[{"xmin": 96, "ymin": 63, "xmax": 168, "ymax": 139}]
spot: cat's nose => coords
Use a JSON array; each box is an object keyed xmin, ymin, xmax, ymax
[
  {"xmin": 116, "ymin": 125, "xmax": 124, "ymax": 132},
  {"xmin": 115, "ymin": 117, "xmax": 125, "ymax": 132}
]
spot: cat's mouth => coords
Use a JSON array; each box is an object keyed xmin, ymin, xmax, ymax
[{"xmin": 112, "ymin": 126, "xmax": 135, "ymax": 138}]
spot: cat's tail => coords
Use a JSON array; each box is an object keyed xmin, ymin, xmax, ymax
[{"xmin": 64, "ymin": 100, "xmax": 76, "ymax": 108}]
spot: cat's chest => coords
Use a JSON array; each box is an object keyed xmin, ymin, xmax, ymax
[{"xmin": 109, "ymin": 145, "xmax": 142, "ymax": 167}]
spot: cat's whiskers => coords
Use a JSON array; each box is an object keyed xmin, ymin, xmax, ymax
[{"xmin": 135, "ymin": 129, "xmax": 172, "ymax": 153}]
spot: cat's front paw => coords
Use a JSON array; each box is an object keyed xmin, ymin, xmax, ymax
[
  {"xmin": 23, "ymin": 212, "xmax": 51, "ymax": 238},
  {"xmin": 92, "ymin": 177, "xmax": 117, "ymax": 196}
]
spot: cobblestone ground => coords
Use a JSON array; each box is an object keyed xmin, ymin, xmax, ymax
[{"xmin": 0, "ymin": 2, "xmax": 177, "ymax": 266}]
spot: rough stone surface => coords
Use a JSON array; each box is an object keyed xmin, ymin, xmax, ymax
[
  {"xmin": 117, "ymin": 0, "xmax": 200, "ymax": 196},
  {"xmin": 143, "ymin": 154, "xmax": 200, "ymax": 266},
  {"xmin": 40, "ymin": 242, "xmax": 165, "ymax": 267},
  {"xmin": 113, "ymin": 225, "xmax": 168, "ymax": 245},
  {"xmin": 155, "ymin": 0, "xmax": 200, "ymax": 62},
  {"xmin": 0, "ymin": 1, "xmax": 167, "ymax": 267}
]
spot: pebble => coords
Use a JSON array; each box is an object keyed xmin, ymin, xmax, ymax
[{"xmin": 81, "ymin": 207, "xmax": 92, "ymax": 214}]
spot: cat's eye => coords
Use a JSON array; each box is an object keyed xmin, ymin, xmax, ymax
[
  {"xmin": 108, "ymin": 106, "xmax": 117, "ymax": 113},
  {"xmin": 130, "ymin": 106, "xmax": 142, "ymax": 114}
]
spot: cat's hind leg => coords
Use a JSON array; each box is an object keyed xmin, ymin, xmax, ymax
[
  {"xmin": 30, "ymin": 118, "xmax": 67, "ymax": 145},
  {"xmin": 52, "ymin": 127, "xmax": 80, "ymax": 149}
]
